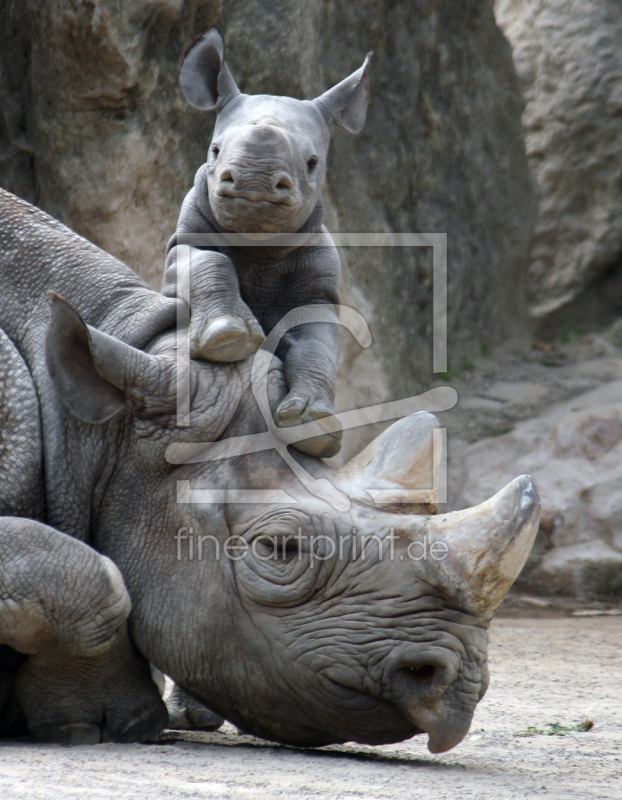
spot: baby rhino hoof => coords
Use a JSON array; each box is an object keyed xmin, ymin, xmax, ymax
[
  {"xmin": 275, "ymin": 398, "xmax": 342, "ymax": 458},
  {"xmin": 191, "ymin": 315, "xmax": 264, "ymax": 363}
]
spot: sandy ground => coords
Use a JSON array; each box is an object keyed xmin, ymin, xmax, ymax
[{"xmin": 0, "ymin": 615, "xmax": 619, "ymax": 800}]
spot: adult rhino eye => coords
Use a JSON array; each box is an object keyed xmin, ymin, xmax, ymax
[
  {"xmin": 254, "ymin": 535, "xmax": 300, "ymax": 562},
  {"xmin": 307, "ymin": 156, "xmax": 318, "ymax": 172},
  {"xmin": 277, "ymin": 538, "xmax": 300, "ymax": 561},
  {"xmin": 211, "ymin": 145, "xmax": 220, "ymax": 158}
]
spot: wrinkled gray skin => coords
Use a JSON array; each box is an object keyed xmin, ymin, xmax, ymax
[
  {"xmin": 162, "ymin": 27, "xmax": 372, "ymax": 459},
  {"xmin": 0, "ymin": 190, "xmax": 539, "ymax": 752}
]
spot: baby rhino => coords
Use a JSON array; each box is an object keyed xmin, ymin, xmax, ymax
[{"xmin": 163, "ymin": 27, "xmax": 371, "ymax": 458}]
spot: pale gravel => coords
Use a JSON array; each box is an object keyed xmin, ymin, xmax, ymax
[{"xmin": 0, "ymin": 616, "xmax": 620, "ymax": 799}]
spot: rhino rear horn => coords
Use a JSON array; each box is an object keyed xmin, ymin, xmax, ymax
[
  {"xmin": 46, "ymin": 293, "xmax": 176, "ymax": 424},
  {"xmin": 180, "ymin": 26, "xmax": 241, "ymax": 111},
  {"xmin": 338, "ymin": 412, "xmax": 441, "ymax": 506}
]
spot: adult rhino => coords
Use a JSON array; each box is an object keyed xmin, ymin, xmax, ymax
[{"xmin": 0, "ymin": 189, "xmax": 540, "ymax": 752}]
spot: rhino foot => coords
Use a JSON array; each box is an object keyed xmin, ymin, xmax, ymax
[
  {"xmin": 15, "ymin": 627, "xmax": 168, "ymax": 744},
  {"xmin": 190, "ymin": 314, "xmax": 264, "ymax": 362},
  {"xmin": 165, "ymin": 684, "xmax": 224, "ymax": 731},
  {"xmin": 275, "ymin": 397, "xmax": 342, "ymax": 458},
  {"xmin": 0, "ymin": 517, "xmax": 168, "ymax": 744}
]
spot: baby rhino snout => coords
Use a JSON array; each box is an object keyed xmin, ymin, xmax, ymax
[
  {"xmin": 218, "ymin": 165, "xmax": 294, "ymax": 198},
  {"xmin": 217, "ymin": 124, "xmax": 297, "ymax": 204}
]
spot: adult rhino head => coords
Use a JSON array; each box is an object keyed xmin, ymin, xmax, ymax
[
  {"xmin": 46, "ymin": 290, "xmax": 540, "ymax": 753},
  {"xmin": 180, "ymin": 26, "xmax": 371, "ymax": 233}
]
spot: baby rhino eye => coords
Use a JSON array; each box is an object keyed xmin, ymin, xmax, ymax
[
  {"xmin": 211, "ymin": 145, "xmax": 220, "ymax": 158},
  {"xmin": 307, "ymin": 156, "xmax": 318, "ymax": 172}
]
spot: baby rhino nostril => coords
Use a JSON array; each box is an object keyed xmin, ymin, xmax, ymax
[
  {"xmin": 274, "ymin": 173, "xmax": 294, "ymax": 191},
  {"xmin": 219, "ymin": 168, "xmax": 235, "ymax": 184}
]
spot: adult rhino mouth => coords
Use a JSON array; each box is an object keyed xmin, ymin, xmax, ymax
[
  {"xmin": 396, "ymin": 695, "xmax": 473, "ymax": 753},
  {"xmin": 325, "ymin": 672, "xmax": 471, "ymax": 753}
]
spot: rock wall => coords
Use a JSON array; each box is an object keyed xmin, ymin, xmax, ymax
[
  {"xmin": 456, "ymin": 375, "xmax": 622, "ymax": 600},
  {"xmin": 225, "ymin": 1, "xmax": 536, "ymax": 400},
  {"xmin": 495, "ymin": 0, "xmax": 622, "ymax": 334},
  {"xmin": 0, "ymin": 0, "xmax": 220, "ymax": 288},
  {"xmin": 0, "ymin": 0, "xmax": 535, "ymax": 458}
]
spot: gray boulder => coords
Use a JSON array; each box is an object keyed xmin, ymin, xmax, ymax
[
  {"xmin": 0, "ymin": 0, "xmax": 220, "ymax": 287},
  {"xmin": 495, "ymin": 0, "xmax": 622, "ymax": 332},
  {"xmin": 456, "ymin": 378, "xmax": 622, "ymax": 599}
]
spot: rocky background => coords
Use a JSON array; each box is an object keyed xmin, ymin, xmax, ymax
[
  {"xmin": 495, "ymin": 0, "xmax": 622, "ymax": 338},
  {"xmin": 0, "ymin": 0, "xmax": 535, "ymax": 404},
  {"xmin": 1, "ymin": 0, "xmax": 621, "ymax": 600}
]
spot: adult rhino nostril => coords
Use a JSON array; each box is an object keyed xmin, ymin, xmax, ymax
[
  {"xmin": 388, "ymin": 656, "xmax": 473, "ymax": 753},
  {"xmin": 402, "ymin": 664, "xmax": 436, "ymax": 686},
  {"xmin": 219, "ymin": 168, "xmax": 235, "ymax": 184},
  {"xmin": 390, "ymin": 650, "xmax": 458, "ymax": 700}
]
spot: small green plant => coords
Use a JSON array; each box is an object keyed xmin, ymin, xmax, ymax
[
  {"xmin": 437, "ymin": 361, "xmax": 474, "ymax": 381},
  {"xmin": 558, "ymin": 328, "xmax": 588, "ymax": 345},
  {"xmin": 516, "ymin": 720, "xmax": 594, "ymax": 737}
]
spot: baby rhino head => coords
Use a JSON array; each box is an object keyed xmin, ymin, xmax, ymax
[{"xmin": 180, "ymin": 27, "xmax": 371, "ymax": 233}]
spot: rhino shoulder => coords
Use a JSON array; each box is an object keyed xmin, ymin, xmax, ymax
[{"xmin": 0, "ymin": 328, "xmax": 45, "ymax": 519}]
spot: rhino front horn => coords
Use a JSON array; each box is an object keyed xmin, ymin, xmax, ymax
[{"xmin": 422, "ymin": 476, "xmax": 541, "ymax": 619}]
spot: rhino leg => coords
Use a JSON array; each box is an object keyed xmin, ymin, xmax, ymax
[
  {"xmin": 275, "ymin": 322, "xmax": 342, "ymax": 458},
  {"xmin": 165, "ymin": 683, "xmax": 224, "ymax": 731},
  {"xmin": 0, "ymin": 517, "xmax": 168, "ymax": 743},
  {"xmin": 148, "ymin": 667, "xmax": 224, "ymax": 731},
  {"xmin": 163, "ymin": 248, "xmax": 265, "ymax": 362}
]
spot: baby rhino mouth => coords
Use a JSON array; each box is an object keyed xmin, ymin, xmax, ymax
[
  {"xmin": 217, "ymin": 188, "xmax": 295, "ymax": 207},
  {"xmin": 216, "ymin": 164, "xmax": 298, "ymax": 207}
]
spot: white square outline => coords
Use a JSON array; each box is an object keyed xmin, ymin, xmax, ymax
[{"xmin": 168, "ymin": 232, "xmax": 450, "ymax": 509}]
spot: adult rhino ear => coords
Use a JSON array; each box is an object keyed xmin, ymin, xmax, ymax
[
  {"xmin": 180, "ymin": 26, "xmax": 241, "ymax": 111},
  {"xmin": 314, "ymin": 52, "xmax": 372, "ymax": 133},
  {"xmin": 45, "ymin": 293, "xmax": 176, "ymax": 424}
]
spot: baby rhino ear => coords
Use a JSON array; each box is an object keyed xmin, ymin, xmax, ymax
[
  {"xmin": 180, "ymin": 26, "xmax": 240, "ymax": 111},
  {"xmin": 314, "ymin": 53, "xmax": 372, "ymax": 133}
]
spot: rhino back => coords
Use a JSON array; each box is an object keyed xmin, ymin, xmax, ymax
[
  {"xmin": 0, "ymin": 328, "xmax": 45, "ymax": 520},
  {"xmin": 0, "ymin": 189, "xmax": 178, "ymax": 350}
]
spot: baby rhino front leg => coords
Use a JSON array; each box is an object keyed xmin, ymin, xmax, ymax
[
  {"xmin": 163, "ymin": 247, "xmax": 264, "ymax": 362},
  {"xmin": 0, "ymin": 517, "xmax": 167, "ymax": 743},
  {"xmin": 275, "ymin": 321, "xmax": 343, "ymax": 458}
]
